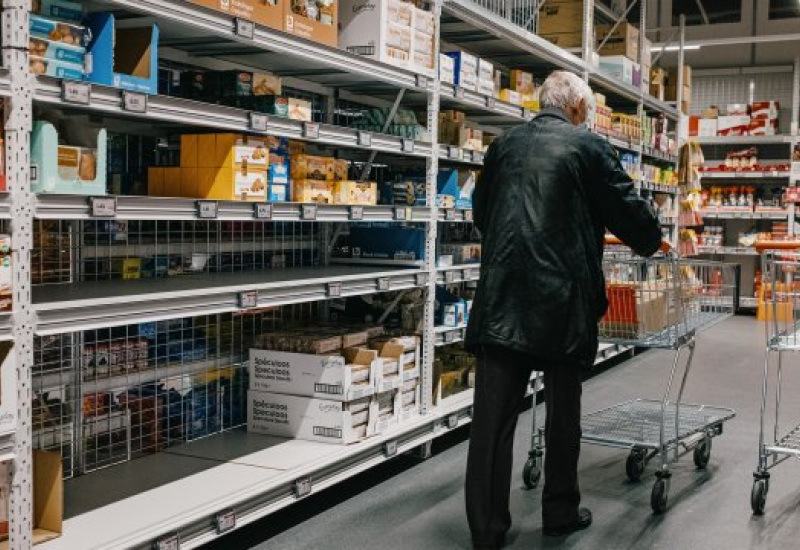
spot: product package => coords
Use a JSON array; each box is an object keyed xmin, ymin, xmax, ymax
[
  {"xmin": 293, "ymin": 180, "xmax": 334, "ymax": 203},
  {"xmin": 444, "ymin": 51, "xmax": 477, "ymax": 91},
  {"xmin": 29, "ymin": 55, "xmax": 83, "ymax": 80},
  {"xmin": 31, "ymin": 121, "xmax": 107, "ymax": 195},
  {"xmin": 284, "ymin": 0, "xmax": 338, "ymax": 47},
  {"xmin": 339, "ymin": 0, "xmax": 413, "ymax": 70},
  {"xmin": 439, "ymin": 54, "xmax": 456, "ymax": 85},
  {"xmin": 510, "ymin": 69, "xmax": 535, "ymax": 95},
  {"xmin": 30, "ymin": 14, "xmax": 90, "ymax": 47},
  {"xmin": 291, "ymin": 154, "xmax": 335, "ymax": 181},
  {"xmin": 31, "ymin": 0, "xmax": 84, "ymax": 23},
  {"xmin": 332, "ymin": 181, "xmax": 378, "ymax": 206}
]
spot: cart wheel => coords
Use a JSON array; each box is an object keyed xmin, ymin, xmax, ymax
[
  {"xmin": 651, "ymin": 478, "xmax": 669, "ymax": 514},
  {"xmin": 751, "ymin": 479, "xmax": 768, "ymax": 515},
  {"xmin": 523, "ymin": 457, "xmax": 541, "ymax": 489},
  {"xmin": 693, "ymin": 436, "xmax": 712, "ymax": 469},
  {"xmin": 626, "ymin": 449, "xmax": 647, "ymax": 481}
]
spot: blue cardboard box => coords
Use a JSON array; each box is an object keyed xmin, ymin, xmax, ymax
[
  {"xmin": 348, "ymin": 226, "xmax": 426, "ymax": 261},
  {"xmin": 437, "ymin": 170, "xmax": 475, "ymax": 209},
  {"xmin": 86, "ymin": 12, "xmax": 159, "ymax": 94},
  {"xmin": 34, "ymin": 0, "xmax": 84, "ymax": 23}
]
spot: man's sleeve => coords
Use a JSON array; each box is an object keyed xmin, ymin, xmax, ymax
[
  {"xmin": 472, "ymin": 140, "xmax": 497, "ymax": 235},
  {"xmin": 592, "ymin": 140, "xmax": 663, "ymax": 257}
]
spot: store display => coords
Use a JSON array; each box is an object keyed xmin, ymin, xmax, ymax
[
  {"xmin": 284, "ymin": 0, "xmax": 338, "ymax": 47},
  {"xmin": 30, "ymin": 121, "xmax": 106, "ymax": 195}
]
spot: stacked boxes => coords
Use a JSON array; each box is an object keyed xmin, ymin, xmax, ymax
[
  {"xmin": 444, "ymin": 51, "xmax": 477, "ymax": 91},
  {"xmin": 339, "ymin": 0, "xmax": 435, "ymax": 75},
  {"xmin": 29, "ymin": 1, "xmax": 90, "ymax": 81},
  {"xmin": 665, "ymin": 65, "xmax": 692, "ymax": 114},
  {"xmin": 596, "ymin": 23, "xmax": 651, "ymax": 68},
  {"xmin": 537, "ymin": 0, "xmax": 584, "ymax": 48},
  {"xmin": 439, "ymin": 110, "xmax": 484, "ymax": 151},
  {"xmin": 433, "ymin": 345, "xmax": 475, "ymax": 405},
  {"xmin": 439, "ymin": 54, "xmax": 456, "ymax": 85},
  {"xmin": 247, "ymin": 329, "xmax": 421, "ymax": 444},
  {"xmin": 749, "ymin": 101, "xmax": 780, "ymax": 136},
  {"xmin": 291, "ymin": 154, "xmax": 377, "ymax": 205}
]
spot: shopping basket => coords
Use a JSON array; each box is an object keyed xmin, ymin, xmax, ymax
[
  {"xmin": 752, "ymin": 250, "xmax": 800, "ymax": 513},
  {"xmin": 523, "ymin": 249, "xmax": 737, "ymax": 514}
]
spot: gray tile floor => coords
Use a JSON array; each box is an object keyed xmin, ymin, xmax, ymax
[{"xmin": 226, "ymin": 317, "xmax": 800, "ymax": 549}]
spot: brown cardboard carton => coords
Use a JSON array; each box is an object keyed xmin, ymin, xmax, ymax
[
  {"xmin": 283, "ymin": 0, "xmax": 338, "ymax": 47},
  {"xmin": 539, "ymin": 32, "xmax": 584, "ymax": 48},
  {"xmin": 188, "ymin": 0, "xmax": 282, "ymax": 30},
  {"xmin": 596, "ymin": 23, "xmax": 639, "ymax": 60},
  {"xmin": 538, "ymin": 1, "xmax": 584, "ymax": 34}
]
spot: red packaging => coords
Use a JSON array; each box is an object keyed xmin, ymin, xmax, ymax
[
  {"xmin": 750, "ymin": 101, "xmax": 780, "ymax": 120},
  {"xmin": 749, "ymin": 118, "xmax": 778, "ymax": 136}
]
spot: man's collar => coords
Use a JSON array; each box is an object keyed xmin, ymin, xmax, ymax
[{"xmin": 535, "ymin": 107, "xmax": 571, "ymax": 123}]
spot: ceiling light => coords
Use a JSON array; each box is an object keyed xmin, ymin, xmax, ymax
[{"xmin": 651, "ymin": 45, "xmax": 702, "ymax": 52}]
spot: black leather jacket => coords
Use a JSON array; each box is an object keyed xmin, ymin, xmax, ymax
[{"xmin": 465, "ymin": 108, "xmax": 662, "ymax": 366}]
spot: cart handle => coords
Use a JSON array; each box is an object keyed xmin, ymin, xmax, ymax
[{"xmin": 604, "ymin": 235, "xmax": 676, "ymax": 257}]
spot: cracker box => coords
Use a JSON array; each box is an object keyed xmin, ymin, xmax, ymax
[
  {"xmin": 293, "ymin": 180, "xmax": 334, "ymax": 203},
  {"xmin": 510, "ymin": 69, "xmax": 535, "ymax": 95},
  {"xmin": 750, "ymin": 101, "xmax": 779, "ymax": 120},
  {"xmin": 374, "ymin": 389, "xmax": 401, "ymax": 433},
  {"xmin": 444, "ymin": 51, "xmax": 477, "ymax": 91},
  {"xmin": 291, "ymin": 154, "xmax": 334, "ymax": 181},
  {"xmin": 439, "ymin": 54, "xmax": 456, "ymax": 85},
  {"xmin": 249, "ymin": 347, "xmax": 377, "ymax": 401},
  {"xmin": 332, "ymin": 181, "xmax": 378, "ymax": 205},
  {"xmin": 248, "ymin": 390, "xmax": 377, "ymax": 444},
  {"xmin": 283, "ymin": 0, "xmax": 338, "ymax": 48},
  {"xmin": 717, "ymin": 115, "xmax": 751, "ymax": 136},
  {"xmin": 188, "ymin": 0, "xmax": 282, "ymax": 30}
]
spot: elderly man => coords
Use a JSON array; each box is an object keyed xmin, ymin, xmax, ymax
[{"xmin": 464, "ymin": 71, "xmax": 663, "ymax": 548}]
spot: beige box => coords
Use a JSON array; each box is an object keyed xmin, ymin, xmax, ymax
[
  {"xmin": 332, "ymin": 181, "xmax": 378, "ymax": 206},
  {"xmin": 538, "ymin": 1, "xmax": 584, "ymax": 34}
]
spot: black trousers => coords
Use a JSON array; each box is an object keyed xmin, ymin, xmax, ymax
[{"xmin": 465, "ymin": 345, "xmax": 583, "ymax": 546}]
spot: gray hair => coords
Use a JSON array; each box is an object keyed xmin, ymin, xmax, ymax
[{"xmin": 540, "ymin": 71, "xmax": 594, "ymax": 111}]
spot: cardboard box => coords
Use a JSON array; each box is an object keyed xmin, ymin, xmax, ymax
[
  {"xmin": 510, "ymin": 69, "xmax": 535, "ymax": 95},
  {"xmin": 538, "ymin": 1, "xmax": 584, "ymax": 34},
  {"xmin": 717, "ymin": 115, "xmax": 751, "ymax": 136},
  {"xmin": 288, "ymin": 97, "xmax": 313, "ymax": 122},
  {"xmin": 249, "ymin": 348, "xmax": 376, "ymax": 401},
  {"xmin": 29, "ymin": 55, "xmax": 83, "ymax": 80},
  {"xmin": 539, "ymin": 32, "xmax": 583, "ymax": 48},
  {"xmin": 188, "ymin": 0, "xmax": 282, "ymax": 30},
  {"xmin": 293, "ymin": 180, "xmax": 334, "ymax": 203},
  {"xmin": 699, "ymin": 118, "xmax": 718, "ymax": 137},
  {"xmin": 439, "ymin": 53, "xmax": 455, "ymax": 85},
  {"xmin": 749, "ymin": 118, "xmax": 778, "ymax": 136},
  {"xmin": 702, "ymin": 106, "xmax": 720, "ymax": 118},
  {"xmin": 29, "ymin": 36, "xmax": 85, "ymax": 65},
  {"xmin": 750, "ymin": 101, "xmax": 780, "ymax": 120},
  {"xmin": 197, "ymin": 165, "xmax": 268, "ymax": 201},
  {"xmin": 667, "ymin": 65, "xmax": 692, "ymax": 88},
  {"xmin": 499, "ymin": 88, "xmax": 522, "ymax": 105},
  {"xmin": 339, "ymin": 0, "xmax": 412, "ymax": 69},
  {"xmin": 283, "ymin": 0, "xmax": 338, "ymax": 48},
  {"xmin": 444, "ymin": 51, "xmax": 477, "ymax": 91},
  {"xmin": 599, "ymin": 55, "xmax": 636, "ymax": 86},
  {"xmin": 248, "ymin": 390, "xmax": 376, "ymax": 444},
  {"xmin": 291, "ymin": 154, "xmax": 334, "ymax": 181},
  {"xmin": 332, "ymin": 181, "xmax": 378, "ymax": 205},
  {"xmin": 602, "ymin": 283, "xmax": 679, "ymax": 338},
  {"xmin": 86, "ymin": 13, "xmax": 159, "ymax": 94},
  {"xmin": 477, "ymin": 58, "xmax": 494, "ymax": 83},
  {"xmin": 32, "ymin": 0, "xmax": 83, "ymax": 23},
  {"xmin": 727, "ymin": 103, "xmax": 749, "ymax": 116},
  {"xmin": 596, "ymin": 23, "xmax": 641, "ymax": 61}
]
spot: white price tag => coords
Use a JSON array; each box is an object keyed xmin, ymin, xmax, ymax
[
  {"xmin": 445, "ymin": 209, "xmax": 456, "ymax": 221},
  {"xmin": 467, "ymin": 268, "xmax": 479, "ymax": 280},
  {"xmin": 303, "ymin": 122, "xmax": 320, "ymax": 139},
  {"xmin": 122, "ymin": 91, "xmax": 147, "ymax": 113},
  {"xmin": 350, "ymin": 206, "xmax": 364, "ymax": 220},
  {"xmin": 454, "ymin": 86, "xmax": 465, "ymax": 99},
  {"xmin": 384, "ymin": 440, "xmax": 398, "ymax": 458},
  {"xmin": 402, "ymin": 139, "xmax": 415, "ymax": 153},
  {"xmin": 447, "ymin": 413, "xmax": 459, "ymax": 429},
  {"xmin": 377, "ymin": 277, "xmax": 390, "ymax": 291},
  {"xmin": 89, "ymin": 196, "xmax": 116, "ymax": 217},
  {"xmin": 153, "ymin": 533, "xmax": 180, "ymax": 550},
  {"xmin": 62, "ymin": 81, "xmax": 91, "ymax": 105},
  {"xmin": 416, "ymin": 74, "xmax": 429, "ymax": 89},
  {"xmin": 254, "ymin": 203, "xmax": 273, "ymax": 219},
  {"xmin": 294, "ymin": 477, "xmax": 312, "ymax": 498},
  {"xmin": 327, "ymin": 282, "xmax": 342, "ymax": 297},
  {"xmin": 250, "ymin": 113, "xmax": 269, "ymax": 132},
  {"xmin": 486, "ymin": 96, "xmax": 496, "ymax": 109},
  {"xmin": 416, "ymin": 272, "xmax": 428, "ymax": 286},
  {"xmin": 215, "ymin": 509, "xmax": 236, "ymax": 534},
  {"xmin": 464, "ymin": 209, "xmax": 474, "ymax": 222},
  {"xmin": 196, "ymin": 201, "xmax": 218, "ymax": 219},
  {"xmin": 444, "ymin": 270, "xmax": 455, "ymax": 283},
  {"xmin": 472, "ymin": 151, "xmax": 484, "ymax": 164},
  {"xmin": 234, "ymin": 17, "xmax": 255, "ymax": 39},
  {"xmin": 238, "ymin": 291, "xmax": 258, "ymax": 309},
  {"xmin": 394, "ymin": 206, "xmax": 408, "ymax": 221},
  {"xmin": 444, "ymin": 331, "xmax": 456, "ymax": 343},
  {"xmin": 357, "ymin": 131, "xmax": 372, "ymax": 147},
  {"xmin": 302, "ymin": 204, "xmax": 318, "ymax": 220},
  {"xmin": 448, "ymin": 146, "xmax": 461, "ymax": 160}
]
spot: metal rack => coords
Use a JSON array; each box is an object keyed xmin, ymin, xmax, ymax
[{"xmin": 0, "ymin": 0, "xmax": 692, "ymax": 548}]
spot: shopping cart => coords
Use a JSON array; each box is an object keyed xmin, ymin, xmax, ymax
[
  {"xmin": 523, "ymin": 250, "xmax": 737, "ymax": 514},
  {"xmin": 752, "ymin": 250, "xmax": 800, "ymax": 514}
]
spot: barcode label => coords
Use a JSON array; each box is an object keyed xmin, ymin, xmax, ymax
[{"xmin": 313, "ymin": 426, "xmax": 343, "ymax": 439}]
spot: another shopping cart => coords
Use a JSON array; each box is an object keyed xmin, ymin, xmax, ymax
[
  {"xmin": 523, "ymin": 251, "xmax": 737, "ymax": 514},
  {"xmin": 752, "ymin": 250, "xmax": 800, "ymax": 514}
]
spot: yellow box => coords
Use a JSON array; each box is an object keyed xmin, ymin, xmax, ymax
[
  {"xmin": 215, "ymin": 134, "xmax": 269, "ymax": 169},
  {"xmin": 180, "ymin": 166, "xmax": 198, "ymax": 198},
  {"xmin": 113, "ymin": 258, "xmax": 142, "ymax": 280},
  {"xmin": 333, "ymin": 159, "xmax": 350, "ymax": 181},
  {"xmin": 291, "ymin": 154, "xmax": 334, "ymax": 181},
  {"xmin": 197, "ymin": 165, "xmax": 268, "ymax": 202},
  {"xmin": 510, "ymin": 70, "xmax": 534, "ymax": 95},
  {"xmin": 499, "ymin": 89, "xmax": 522, "ymax": 105},
  {"xmin": 164, "ymin": 167, "xmax": 182, "ymax": 197},
  {"xmin": 293, "ymin": 180, "xmax": 334, "ymax": 204},
  {"xmin": 197, "ymin": 134, "xmax": 219, "ymax": 168},
  {"xmin": 148, "ymin": 167, "xmax": 164, "ymax": 196},
  {"xmin": 180, "ymin": 134, "xmax": 198, "ymax": 167},
  {"xmin": 288, "ymin": 98, "xmax": 313, "ymax": 122},
  {"xmin": 332, "ymin": 181, "xmax": 377, "ymax": 205}
]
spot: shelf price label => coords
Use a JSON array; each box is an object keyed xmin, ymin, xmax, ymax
[
  {"xmin": 466, "ymin": 268, "xmax": 479, "ymax": 280},
  {"xmin": 350, "ymin": 206, "xmax": 364, "ymax": 220},
  {"xmin": 327, "ymin": 282, "xmax": 342, "ymax": 297},
  {"xmin": 238, "ymin": 291, "xmax": 258, "ymax": 309},
  {"xmin": 234, "ymin": 17, "xmax": 255, "ymax": 39},
  {"xmin": 486, "ymin": 96, "xmax": 496, "ymax": 110},
  {"xmin": 89, "ymin": 196, "xmax": 117, "ymax": 217},
  {"xmin": 377, "ymin": 277, "xmax": 390, "ymax": 291},
  {"xmin": 446, "ymin": 413, "xmax": 459, "ymax": 429},
  {"xmin": 250, "ymin": 112, "xmax": 269, "ymax": 132},
  {"xmin": 303, "ymin": 122, "xmax": 320, "ymax": 139},
  {"xmin": 153, "ymin": 533, "xmax": 180, "ymax": 550},
  {"xmin": 416, "ymin": 74, "xmax": 429, "ymax": 89},
  {"xmin": 383, "ymin": 440, "xmax": 398, "ymax": 458},
  {"xmin": 62, "ymin": 81, "xmax": 91, "ymax": 105},
  {"xmin": 357, "ymin": 131, "xmax": 372, "ymax": 147},
  {"xmin": 215, "ymin": 509, "xmax": 237, "ymax": 535},
  {"xmin": 416, "ymin": 272, "xmax": 428, "ymax": 286},
  {"xmin": 472, "ymin": 152, "xmax": 484, "ymax": 164},
  {"xmin": 453, "ymin": 86, "xmax": 465, "ymax": 100},
  {"xmin": 448, "ymin": 146, "xmax": 461, "ymax": 160},
  {"xmin": 444, "ymin": 209, "xmax": 456, "ymax": 221},
  {"xmin": 464, "ymin": 209, "xmax": 473, "ymax": 222},
  {"xmin": 196, "ymin": 201, "xmax": 218, "ymax": 219},
  {"xmin": 522, "ymin": 108, "xmax": 532, "ymax": 119},
  {"xmin": 444, "ymin": 270, "xmax": 456, "ymax": 284},
  {"xmin": 294, "ymin": 477, "xmax": 313, "ymax": 498},
  {"xmin": 401, "ymin": 138, "xmax": 415, "ymax": 153},
  {"xmin": 301, "ymin": 204, "xmax": 318, "ymax": 220},
  {"xmin": 122, "ymin": 91, "xmax": 147, "ymax": 114},
  {"xmin": 444, "ymin": 331, "xmax": 456, "ymax": 343},
  {"xmin": 394, "ymin": 206, "xmax": 408, "ymax": 221},
  {"xmin": 254, "ymin": 203, "xmax": 273, "ymax": 219}
]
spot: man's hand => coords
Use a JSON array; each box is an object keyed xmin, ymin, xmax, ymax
[{"xmin": 659, "ymin": 240, "xmax": 672, "ymax": 253}]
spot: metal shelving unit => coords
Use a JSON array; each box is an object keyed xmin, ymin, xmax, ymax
[{"xmin": 0, "ymin": 0, "xmax": 689, "ymax": 548}]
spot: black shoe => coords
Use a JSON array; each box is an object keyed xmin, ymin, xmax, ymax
[
  {"xmin": 472, "ymin": 533, "xmax": 506, "ymax": 549},
  {"xmin": 543, "ymin": 508, "xmax": 593, "ymax": 537}
]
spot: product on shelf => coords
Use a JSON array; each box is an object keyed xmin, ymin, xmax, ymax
[
  {"xmin": 0, "ymin": 235, "xmax": 10, "ymax": 313},
  {"xmin": 444, "ymin": 51, "xmax": 477, "ymax": 91},
  {"xmin": 437, "ymin": 169, "xmax": 476, "ymax": 209},
  {"xmin": 332, "ymin": 180, "xmax": 378, "ymax": 205},
  {"xmin": 649, "ymin": 67, "xmax": 666, "ymax": 100},
  {"xmin": 439, "ymin": 110, "xmax": 485, "ymax": 151},
  {"xmin": 439, "ymin": 53, "xmax": 455, "ymax": 85},
  {"xmin": 596, "ymin": 22, "xmax": 651, "ymax": 66},
  {"xmin": 31, "ymin": 121, "xmax": 106, "ymax": 195},
  {"xmin": 665, "ymin": 65, "xmax": 692, "ymax": 114},
  {"xmin": 717, "ymin": 115, "xmax": 751, "ymax": 137},
  {"xmin": 187, "ymin": 0, "xmax": 282, "ymax": 29},
  {"xmin": 439, "ymin": 242, "xmax": 481, "ymax": 265},
  {"xmin": 284, "ymin": 0, "xmax": 338, "ymax": 47},
  {"xmin": 350, "ymin": 107, "xmax": 426, "ymax": 139},
  {"xmin": 433, "ymin": 344, "xmax": 475, "ymax": 404},
  {"xmin": 537, "ymin": 0, "xmax": 583, "ymax": 48},
  {"xmin": 599, "ymin": 56, "xmax": 642, "ymax": 88}
]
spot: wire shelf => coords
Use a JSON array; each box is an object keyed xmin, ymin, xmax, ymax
[{"xmin": 582, "ymin": 399, "xmax": 736, "ymax": 449}]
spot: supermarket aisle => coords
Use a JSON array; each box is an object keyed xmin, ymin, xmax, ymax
[{"xmin": 218, "ymin": 316, "xmax": 800, "ymax": 549}]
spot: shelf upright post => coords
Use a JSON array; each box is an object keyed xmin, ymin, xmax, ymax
[
  {"xmin": 636, "ymin": 0, "xmax": 646, "ymax": 199},
  {"xmin": 676, "ymin": 14, "xmax": 686, "ymax": 139},
  {"xmin": 2, "ymin": 0, "xmax": 34, "ymax": 545},
  {"xmin": 792, "ymin": 56, "xmax": 799, "ymax": 137},
  {"xmin": 582, "ymin": 0, "xmax": 594, "ymax": 82},
  {"xmin": 421, "ymin": 0, "xmax": 443, "ymax": 415}
]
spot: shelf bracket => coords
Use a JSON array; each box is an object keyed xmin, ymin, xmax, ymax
[{"xmin": 359, "ymin": 88, "xmax": 406, "ymax": 182}]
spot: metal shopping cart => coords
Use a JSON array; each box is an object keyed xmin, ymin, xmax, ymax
[
  {"xmin": 522, "ymin": 251, "xmax": 737, "ymax": 514},
  {"xmin": 752, "ymin": 249, "xmax": 800, "ymax": 514}
]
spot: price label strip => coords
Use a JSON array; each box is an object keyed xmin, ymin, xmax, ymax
[
  {"xmin": 250, "ymin": 113, "xmax": 269, "ymax": 132},
  {"xmin": 303, "ymin": 122, "xmax": 320, "ymax": 139},
  {"xmin": 234, "ymin": 17, "xmax": 255, "ymax": 39},
  {"xmin": 445, "ymin": 209, "xmax": 456, "ymax": 221},
  {"xmin": 377, "ymin": 277, "xmax": 390, "ymax": 291},
  {"xmin": 350, "ymin": 206, "xmax": 364, "ymax": 220},
  {"xmin": 447, "ymin": 413, "xmax": 459, "ymax": 429},
  {"xmin": 153, "ymin": 533, "xmax": 180, "ymax": 550},
  {"xmin": 302, "ymin": 204, "xmax": 318, "ymax": 220},
  {"xmin": 89, "ymin": 196, "xmax": 117, "ymax": 217},
  {"xmin": 454, "ymin": 86, "xmax": 465, "ymax": 99},
  {"xmin": 402, "ymin": 138, "xmax": 415, "ymax": 153},
  {"xmin": 197, "ymin": 201, "xmax": 218, "ymax": 219},
  {"xmin": 444, "ymin": 270, "xmax": 456, "ymax": 284},
  {"xmin": 238, "ymin": 291, "xmax": 258, "ymax": 309},
  {"xmin": 215, "ymin": 509, "xmax": 236, "ymax": 535},
  {"xmin": 416, "ymin": 74, "xmax": 429, "ymax": 89},
  {"xmin": 394, "ymin": 206, "xmax": 408, "ymax": 221},
  {"xmin": 327, "ymin": 282, "xmax": 342, "ymax": 297},
  {"xmin": 464, "ymin": 209, "xmax": 474, "ymax": 222},
  {"xmin": 294, "ymin": 477, "xmax": 313, "ymax": 498},
  {"xmin": 416, "ymin": 272, "xmax": 428, "ymax": 286},
  {"xmin": 383, "ymin": 440, "xmax": 398, "ymax": 458},
  {"xmin": 357, "ymin": 131, "xmax": 372, "ymax": 147},
  {"xmin": 122, "ymin": 91, "xmax": 147, "ymax": 113},
  {"xmin": 62, "ymin": 81, "xmax": 91, "ymax": 105},
  {"xmin": 254, "ymin": 203, "xmax": 273, "ymax": 219}
]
